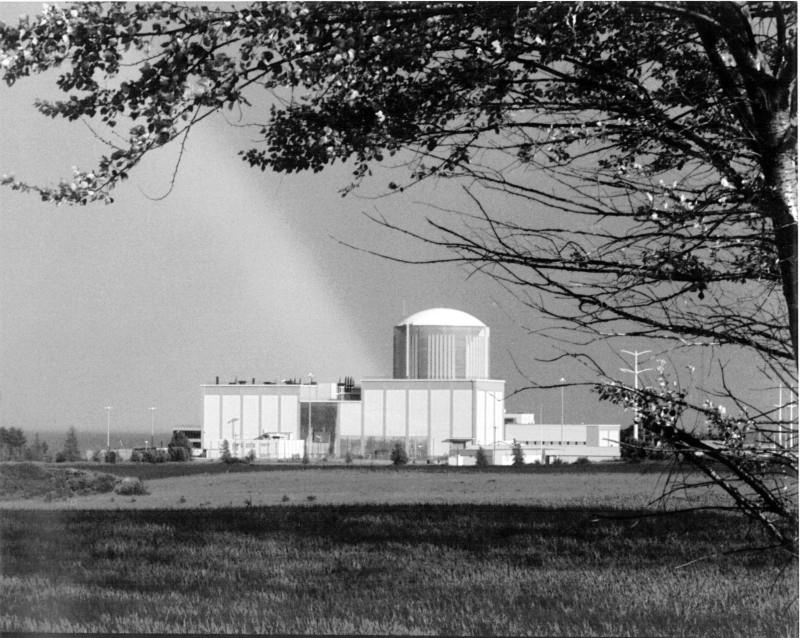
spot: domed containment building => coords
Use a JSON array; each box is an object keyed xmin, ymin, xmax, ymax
[
  {"xmin": 393, "ymin": 308, "xmax": 489, "ymax": 380},
  {"xmin": 354, "ymin": 307, "xmax": 504, "ymax": 457}
]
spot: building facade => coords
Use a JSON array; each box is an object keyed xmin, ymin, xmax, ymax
[{"xmin": 200, "ymin": 308, "xmax": 619, "ymax": 462}]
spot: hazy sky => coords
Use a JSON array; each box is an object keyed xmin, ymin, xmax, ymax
[{"xmin": 0, "ymin": 3, "xmax": 774, "ymax": 442}]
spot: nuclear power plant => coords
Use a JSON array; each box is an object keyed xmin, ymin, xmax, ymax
[
  {"xmin": 393, "ymin": 308, "xmax": 490, "ymax": 380},
  {"xmin": 201, "ymin": 308, "xmax": 621, "ymax": 463}
]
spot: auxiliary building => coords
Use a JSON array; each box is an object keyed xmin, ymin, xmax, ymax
[{"xmin": 201, "ymin": 308, "xmax": 620, "ymax": 463}]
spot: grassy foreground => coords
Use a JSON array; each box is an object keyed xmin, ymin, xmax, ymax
[{"xmin": 1, "ymin": 503, "xmax": 796, "ymax": 636}]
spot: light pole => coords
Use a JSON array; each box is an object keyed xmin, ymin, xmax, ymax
[
  {"xmin": 560, "ymin": 378, "xmax": 566, "ymax": 446},
  {"xmin": 307, "ymin": 402, "xmax": 313, "ymax": 452},
  {"xmin": 776, "ymin": 386, "xmax": 799, "ymax": 449},
  {"xmin": 772, "ymin": 381, "xmax": 783, "ymax": 447},
  {"xmin": 621, "ymin": 349, "xmax": 653, "ymax": 440},
  {"xmin": 104, "ymin": 406, "xmax": 113, "ymax": 450},
  {"xmin": 778, "ymin": 382, "xmax": 782, "ymax": 447},
  {"xmin": 149, "ymin": 407, "xmax": 157, "ymax": 450}
]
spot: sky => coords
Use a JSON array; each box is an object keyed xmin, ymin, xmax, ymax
[{"xmin": 0, "ymin": 3, "xmax": 781, "ymax": 448}]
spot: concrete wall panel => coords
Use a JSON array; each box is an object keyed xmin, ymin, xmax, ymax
[
  {"xmin": 408, "ymin": 390, "xmax": 429, "ymax": 437},
  {"xmin": 203, "ymin": 394, "xmax": 221, "ymax": 442},
  {"xmin": 452, "ymin": 389, "xmax": 472, "ymax": 439},
  {"xmin": 221, "ymin": 395, "xmax": 241, "ymax": 442},
  {"xmin": 430, "ymin": 389, "xmax": 451, "ymax": 450},
  {"xmin": 385, "ymin": 390, "xmax": 406, "ymax": 437},
  {"xmin": 599, "ymin": 428, "xmax": 620, "ymax": 447},
  {"xmin": 363, "ymin": 389, "xmax": 385, "ymax": 438},
  {"xmin": 279, "ymin": 395, "xmax": 298, "ymax": 435},
  {"xmin": 339, "ymin": 402, "xmax": 362, "ymax": 437},
  {"xmin": 242, "ymin": 395, "xmax": 260, "ymax": 439},
  {"xmin": 260, "ymin": 395, "xmax": 279, "ymax": 432}
]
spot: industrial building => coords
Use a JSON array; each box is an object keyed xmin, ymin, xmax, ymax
[
  {"xmin": 450, "ymin": 420, "xmax": 622, "ymax": 465},
  {"xmin": 201, "ymin": 308, "xmax": 620, "ymax": 463}
]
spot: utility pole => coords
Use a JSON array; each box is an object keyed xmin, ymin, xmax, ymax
[
  {"xmin": 560, "ymin": 377, "xmax": 566, "ymax": 446},
  {"xmin": 621, "ymin": 350, "xmax": 653, "ymax": 441}
]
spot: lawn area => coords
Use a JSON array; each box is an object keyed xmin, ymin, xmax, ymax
[
  {"xmin": 0, "ymin": 463, "xmax": 728, "ymax": 510},
  {"xmin": 0, "ymin": 465, "xmax": 796, "ymax": 636}
]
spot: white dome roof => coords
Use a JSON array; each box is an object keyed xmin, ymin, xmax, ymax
[{"xmin": 398, "ymin": 307, "xmax": 486, "ymax": 328}]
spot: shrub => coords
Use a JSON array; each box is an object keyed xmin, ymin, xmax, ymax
[
  {"xmin": 54, "ymin": 451, "xmax": 65, "ymax": 463},
  {"xmin": 130, "ymin": 450, "xmax": 142, "ymax": 463},
  {"xmin": 114, "ymin": 477, "xmax": 148, "ymax": 496},
  {"xmin": 142, "ymin": 449, "xmax": 159, "ymax": 463},
  {"xmin": 390, "ymin": 443, "xmax": 409, "ymax": 466},
  {"xmin": 169, "ymin": 446, "xmax": 191, "ymax": 462},
  {"xmin": 245, "ymin": 449, "xmax": 256, "ymax": 463},
  {"xmin": 88, "ymin": 473, "xmax": 116, "ymax": 493},
  {"xmin": 621, "ymin": 439, "xmax": 670, "ymax": 462},
  {"xmin": 512, "ymin": 442, "xmax": 525, "ymax": 466},
  {"xmin": 220, "ymin": 439, "xmax": 231, "ymax": 463},
  {"xmin": 574, "ymin": 456, "xmax": 590, "ymax": 465},
  {"xmin": 104, "ymin": 450, "xmax": 117, "ymax": 464},
  {"xmin": 61, "ymin": 427, "xmax": 82, "ymax": 462},
  {"xmin": 475, "ymin": 447, "xmax": 489, "ymax": 468},
  {"xmin": 52, "ymin": 469, "xmax": 117, "ymax": 496},
  {"xmin": 621, "ymin": 440, "xmax": 647, "ymax": 461},
  {"xmin": 0, "ymin": 462, "xmax": 56, "ymax": 499},
  {"xmin": 168, "ymin": 431, "xmax": 193, "ymax": 462},
  {"xmin": 344, "ymin": 451, "xmax": 353, "ymax": 465},
  {"xmin": 144, "ymin": 449, "xmax": 168, "ymax": 463}
]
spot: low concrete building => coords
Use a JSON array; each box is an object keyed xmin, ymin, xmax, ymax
[
  {"xmin": 200, "ymin": 308, "xmax": 620, "ymax": 463},
  {"xmin": 201, "ymin": 376, "xmax": 505, "ymax": 460},
  {"xmin": 450, "ymin": 430, "xmax": 622, "ymax": 466}
]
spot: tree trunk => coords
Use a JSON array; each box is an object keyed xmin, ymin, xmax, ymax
[{"xmin": 762, "ymin": 110, "xmax": 798, "ymax": 362}]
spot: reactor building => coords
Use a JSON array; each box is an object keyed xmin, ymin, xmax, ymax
[{"xmin": 201, "ymin": 308, "xmax": 620, "ymax": 463}]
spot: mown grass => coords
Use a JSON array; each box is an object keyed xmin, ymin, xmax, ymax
[
  {"xmin": 1, "ymin": 504, "xmax": 796, "ymax": 636},
  {"xmin": 2, "ymin": 464, "xmax": 738, "ymax": 512},
  {"xmin": 63, "ymin": 458, "xmax": 676, "ymax": 481}
]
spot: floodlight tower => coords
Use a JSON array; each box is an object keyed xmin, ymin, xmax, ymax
[{"xmin": 620, "ymin": 350, "xmax": 653, "ymax": 441}]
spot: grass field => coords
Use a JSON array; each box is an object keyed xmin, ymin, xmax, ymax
[
  {"xmin": 1, "ymin": 463, "xmax": 797, "ymax": 636},
  {"xmin": 0, "ymin": 460, "xmax": 738, "ymax": 510}
]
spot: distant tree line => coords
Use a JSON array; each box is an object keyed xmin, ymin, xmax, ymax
[
  {"xmin": 0, "ymin": 427, "xmax": 54, "ymax": 461},
  {"xmin": 1, "ymin": 427, "xmax": 195, "ymax": 464},
  {"xmin": 0, "ymin": 427, "xmax": 30, "ymax": 461},
  {"xmin": 0, "ymin": 425, "xmax": 83, "ymax": 463}
]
